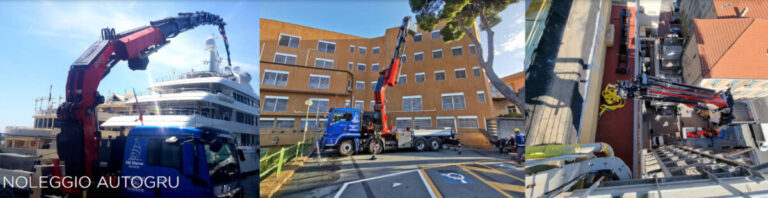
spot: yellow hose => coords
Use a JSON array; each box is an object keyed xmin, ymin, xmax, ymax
[{"xmin": 599, "ymin": 83, "xmax": 625, "ymax": 117}]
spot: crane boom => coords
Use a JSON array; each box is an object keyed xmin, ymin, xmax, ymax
[
  {"xmin": 55, "ymin": 11, "xmax": 232, "ymax": 185},
  {"xmin": 372, "ymin": 16, "xmax": 416, "ymax": 135}
]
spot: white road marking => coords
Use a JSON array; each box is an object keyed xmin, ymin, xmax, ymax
[
  {"xmin": 418, "ymin": 169, "xmax": 438, "ymax": 198},
  {"xmin": 333, "ymin": 169, "xmax": 419, "ymax": 198}
]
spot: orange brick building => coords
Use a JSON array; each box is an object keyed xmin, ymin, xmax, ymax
[{"xmin": 258, "ymin": 19, "xmax": 513, "ymax": 148}]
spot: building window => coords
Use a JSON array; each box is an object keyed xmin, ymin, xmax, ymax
[
  {"xmin": 309, "ymin": 98, "xmax": 329, "ymax": 113},
  {"xmin": 278, "ymin": 34, "xmax": 300, "ymax": 48},
  {"xmin": 314, "ymin": 58, "xmax": 334, "ymax": 69},
  {"xmin": 431, "ymin": 30, "xmax": 441, "ymax": 39},
  {"xmin": 415, "ymin": 72, "xmax": 425, "ymax": 83},
  {"xmin": 402, "ymin": 95, "xmax": 422, "ymax": 111},
  {"xmin": 508, "ymin": 106, "xmax": 518, "ymax": 113},
  {"xmin": 358, "ymin": 63, "xmax": 366, "ymax": 71},
  {"xmin": 435, "ymin": 70, "xmax": 446, "ymax": 81},
  {"xmin": 414, "ymin": 117, "xmax": 432, "ymax": 129},
  {"xmin": 432, "ymin": 49, "xmax": 443, "ymax": 59},
  {"xmin": 356, "ymin": 81, "xmax": 365, "ymax": 90},
  {"xmin": 398, "ymin": 74, "xmax": 407, "ymax": 85},
  {"xmin": 372, "ymin": 63, "xmax": 380, "ymax": 72},
  {"xmin": 457, "ymin": 116, "xmax": 479, "ymax": 128},
  {"xmin": 473, "ymin": 66, "xmax": 481, "ymax": 77},
  {"xmin": 371, "ymin": 81, "xmax": 378, "ymax": 89},
  {"xmin": 350, "ymin": 45, "xmax": 355, "ymax": 53},
  {"xmin": 373, "ymin": 47, "xmax": 380, "ymax": 55},
  {"xmin": 355, "ymin": 100, "xmax": 364, "ymax": 109},
  {"xmin": 317, "ymin": 40, "xmax": 336, "ymax": 53},
  {"xmin": 477, "ymin": 91, "xmax": 486, "ymax": 103},
  {"xmin": 276, "ymin": 118, "xmax": 295, "ymax": 129},
  {"xmin": 274, "ymin": 52, "xmax": 297, "ymax": 65},
  {"xmin": 259, "ymin": 118, "xmax": 275, "ymax": 129},
  {"xmin": 451, "ymin": 46, "xmax": 463, "ymax": 56},
  {"xmin": 414, "ymin": 33, "xmax": 423, "ymax": 42},
  {"xmin": 263, "ymin": 96, "xmax": 289, "ymax": 112},
  {"xmin": 396, "ymin": 117, "xmax": 413, "ymax": 129},
  {"xmin": 469, "ymin": 44, "xmax": 476, "ymax": 54},
  {"xmin": 262, "ymin": 69, "xmax": 288, "ymax": 86},
  {"xmin": 436, "ymin": 117, "xmax": 455, "ymax": 129},
  {"xmin": 454, "ymin": 68, "xmax": 467, "ymax": 79},
  {"xmin": 300, "ymin": 119, "xmax": 316, "ymax": 129},
  {"xmin": 308, "ymin": 74, "xmax": 330, "ymax": 89},
  {"xmin": 370, "ymin": 100, "xmax": 376, "ymax": 110},
  {"xmin": 401, "ymin": 55, "xmax": 407, "ymax": 64},
  {"xmin": 359, "ymin": 47, "xmax": 367, "ymax": 54},
  {"xmin": 415, "ymin": 52, "xmax": 424, "ymax": 62},
  {"xmin": 348, "ymin": 62, "xmax": 354, "ymax": 70},
  {"xmin": 441, "ymin": 93, "xmax": 466, "ymax": 110}
]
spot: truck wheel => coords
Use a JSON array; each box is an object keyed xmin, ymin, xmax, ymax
[
  {"xmin": 427, "ymin": 137, "xmax": 442, "ymax": 151},
  {"xmin": 368, "ymin": 138, "xmax": 383, "ymax": 154},
  {"xmin": 338, "ymin": 139, "xmax": 354, "ymax": 156},
  {"xmin": 414, "ymin": 138, "xmax": 427, "ymax": 152}
]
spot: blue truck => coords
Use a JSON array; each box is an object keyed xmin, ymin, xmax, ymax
[
  {"xmin": 79, "ymin": 126, "xmax": 246, "ymax": 197},
  {"xmin": 318, "ymin": 108, "xmax": 459, "ymax": 156},
  {"xmin": 120, "ymin": 126, "xmax": 245, "ymax": 197}
]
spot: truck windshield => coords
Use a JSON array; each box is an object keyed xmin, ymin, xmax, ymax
[
  {"xmin": 331, "ymin": 111, "xmax": 352, "ymax": 123},
  {"xmin": 204, "ymin": 143, "xmax": 239, "ymax": 184}
]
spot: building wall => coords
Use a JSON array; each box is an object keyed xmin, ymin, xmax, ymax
[
  {"xmin": 578, "ymin": 0, "xmax": 612, "ymax": 144},
  {"xmin": 682, "ymin": 34, "xmax": 703, "ymax": 85},
  {"xmin": 680, "ymin": 0, "xmax": 716, "ymax": 37},
  {"xmin": 259, "ymin": 19, "xmax": 498, "ymax": 148}
]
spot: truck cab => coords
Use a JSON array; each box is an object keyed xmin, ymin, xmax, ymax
[
  {"xmin": 121, "ymin": 126, "xmax": 245, "ymax": 198},
  {"xmin": 319, "ymin": 108, "xmax": 364, "ymax": 154}
]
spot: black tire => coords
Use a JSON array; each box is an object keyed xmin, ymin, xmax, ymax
[
  {"xmin": 338, "ymin": 139, "xmax": 354, "ymax": 156},
  {"xmin": 368, "ymin": 138, "xmax": 383, "ymax": 154},
  {"xmin": 427, "ymin": 137, "xmax": 442, "ymax": 151},
  {"xmin": 413, "ymin": 138, "xmax": 427, "ymax": 152}
]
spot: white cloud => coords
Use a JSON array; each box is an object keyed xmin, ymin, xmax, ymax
[{"xmin": 500, "ymin": 30, "xmax": 525, "ymax": 53}]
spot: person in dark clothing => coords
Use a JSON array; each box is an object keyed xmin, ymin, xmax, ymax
[{"xmin": 513, "ymin": 128, "xmax": 525, "ymax": 163}]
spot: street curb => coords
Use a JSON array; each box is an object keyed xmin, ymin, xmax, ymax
[{"xmin": 259, "ymin": 148, "xmax": 316, "ymax": 198}]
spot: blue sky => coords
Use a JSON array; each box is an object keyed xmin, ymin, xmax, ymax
[
  {"xmin": 0, "ymin": 1, "xmax": 260, "ymax": 130},
  {"xmin": 0, "ymin": 1, "xmax": 524, "ymax": 131}
]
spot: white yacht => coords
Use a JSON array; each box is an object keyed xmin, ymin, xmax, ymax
[{"xmin": 102, "ymin": 37, "xmax": 260, "ymax": 172}]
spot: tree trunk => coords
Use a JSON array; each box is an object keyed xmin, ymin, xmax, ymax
[{"xmin": 462, "ymin": 14, "xmax": 526, "ymax": 116}]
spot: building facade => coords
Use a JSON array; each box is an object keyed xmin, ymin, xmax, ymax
[
  {"xmin": 681, "ymin": 18, "xmax": 768, "ymax": 99},
  {"xmin": 493, "ymin": 72, "xmax": 524, "ymax": 116},
  {"xmin": 259, "ymin": 19, "xmax": 500, "ymax": 148}
]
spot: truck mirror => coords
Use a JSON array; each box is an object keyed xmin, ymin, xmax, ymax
[{"xmin": 238, "ymin": 149, "xmax": 246, "ymax": 161}]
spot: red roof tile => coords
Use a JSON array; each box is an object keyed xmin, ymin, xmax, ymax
[
  {"xmin": 694, "ymin": 18, "xmax": 768, "ymax": 79},
  {"xmin": 713, "ymin": 0, "xmax": 768, "ymax": 19}
]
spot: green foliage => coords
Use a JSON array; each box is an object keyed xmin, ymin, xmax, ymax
[{"xmin": 409, "ymin": 0, "xmax": 515, "ymax": 42}]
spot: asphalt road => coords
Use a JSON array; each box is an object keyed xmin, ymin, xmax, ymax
[{"xmin": 274, "ymin": 148, "xmax": 523, "ymax": 198}]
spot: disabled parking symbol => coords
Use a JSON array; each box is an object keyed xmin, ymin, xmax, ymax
[{"xmin": 440, "ymin": 172, "xmax": 473, "ymax": 184}]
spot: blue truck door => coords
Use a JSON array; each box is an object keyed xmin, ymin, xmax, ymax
[{"xmin": 325, "ymin": 110, "xmax": 361, "ymax": 145}]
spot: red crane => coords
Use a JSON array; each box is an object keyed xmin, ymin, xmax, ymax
[
  {"xmin": 371, "ymin": 17, "xmax": 417, "ymax": 135},
  {"xmin": 54, "ymin": 11, "xmax": 232, "ymax": 189}
]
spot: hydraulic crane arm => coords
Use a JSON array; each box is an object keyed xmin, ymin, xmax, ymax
[
  {"xmin": 372, "ymin": 16, "xmax": 417, "ymax": 135},
  {"xmin": 55, "ymin": 11, "xmax": 232, "ymax": 182},
  {"xmin": 601, "ymin": 74, "xmax": 735, "ymax": 126}
]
